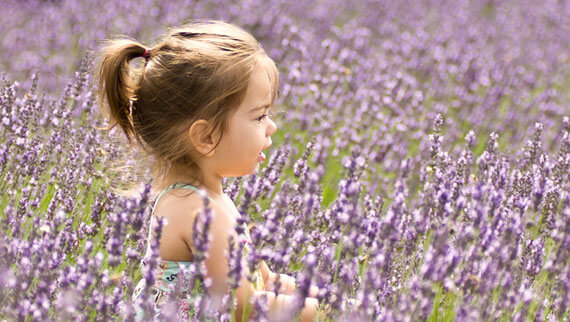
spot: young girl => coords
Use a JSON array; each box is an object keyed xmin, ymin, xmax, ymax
[{"xmin": 96, "ymin": 20, "xmax": 320, "ymax": 320}]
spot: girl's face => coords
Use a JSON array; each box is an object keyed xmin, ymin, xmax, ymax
[{"xmin": 211, "ymin": 62, "xmax": 277, "ymax": 177}]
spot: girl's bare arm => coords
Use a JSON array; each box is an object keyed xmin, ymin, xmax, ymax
[
  {"xmin": 180, "ymin": 198, "xmax": 264, "ymax": 320},
  {"xmin": 179, "ymin": 197, "xmax": 320, "ymax": 320}
]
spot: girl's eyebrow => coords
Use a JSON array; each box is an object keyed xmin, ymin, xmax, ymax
[{"xmin": 250, "ymin": 103, "xmax": 271, "ymax": 113}]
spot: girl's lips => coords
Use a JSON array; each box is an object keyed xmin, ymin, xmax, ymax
[{"xmin": 258, "ymin": 151, "xmax": 266, "ymax": 162}]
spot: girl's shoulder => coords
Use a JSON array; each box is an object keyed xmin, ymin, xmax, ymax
[
  {"xmin": 153, "ymin": 185, "xmax": 238, "ymax": 251},
  {"xmin": 152, "ymin": 183, "xmax": 206, "ymax": 211},
  {"xmin": 151, "ymin": 185, "xmax": 207, "ymax": 260},
  {"xmin": 152, "ymin": 184, "xmax": 235, "ymax": 222},
  {"xmin": 152, "ymin": 184, "xmax": 205, "ymax": 218}
]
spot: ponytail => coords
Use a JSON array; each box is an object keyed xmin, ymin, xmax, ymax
[{"xmin": 96, "ymin": 39, "xmax": 148, "ymax": 143}]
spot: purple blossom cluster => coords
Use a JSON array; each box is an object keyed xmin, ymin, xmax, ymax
[{"xmin": 1, "ymin": 0, "xmax": 569, "ymax": 320}]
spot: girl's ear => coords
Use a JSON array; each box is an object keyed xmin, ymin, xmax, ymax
[{"xmin": 188, "ymin": 120, "xmax": 216, "ymax": 157}]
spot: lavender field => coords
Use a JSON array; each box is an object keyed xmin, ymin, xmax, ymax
[{"xmin": 1, "ymin": 0, "xmax": 569, "ymax": 320}]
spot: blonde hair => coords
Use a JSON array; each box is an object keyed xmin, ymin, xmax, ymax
[{"xmin": 96, "ymin": 20, "xmax": 279, "ymax": 192}]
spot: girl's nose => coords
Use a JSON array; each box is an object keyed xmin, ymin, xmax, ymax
[{"xmin": 267, "ymin": 117, "xmax": 277, "ymax": 136}]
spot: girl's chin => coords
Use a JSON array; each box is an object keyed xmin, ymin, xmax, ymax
[
  {"xmin": 251, "ymin": 163, "xmax": 260, "ymax": 173},
  {"xmin": 250, "ymin": 162, "xmax": 262, "ymax": 174},
  {"xmin": 224, "ymin": 164, "xmax": 260, "ymax": 177}
]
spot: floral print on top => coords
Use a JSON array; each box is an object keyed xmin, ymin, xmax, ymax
[{"xmin": 132, "ymin": 182, "xmax": 265, "ymax": 320}]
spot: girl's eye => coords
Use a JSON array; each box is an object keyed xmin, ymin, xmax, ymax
[{"xmin": 256, "ymin": 114, "xmax": 268, "ymax": 122}]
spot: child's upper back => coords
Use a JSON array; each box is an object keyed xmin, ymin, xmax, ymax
[
  {"xmin": 148, "ymin": 182, "xmax": 264, "ymax": 290},
  {"xmin": 150, "ymin": 182, "xmax": 236, "ymax": 261}
]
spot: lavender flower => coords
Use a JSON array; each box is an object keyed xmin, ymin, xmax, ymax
[{"xmin": 1, "ymin": 1, "xmax": 569, "ymax": 320}]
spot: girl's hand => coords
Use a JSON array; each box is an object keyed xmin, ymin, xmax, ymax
[
  {"xmin": 266, "ymin": 272, "xmax": 296, "ymax": 294},
  {"xmin": 260, "ymin": 261, "xmax": 318, "ymax": 297},
  {"xmin": 309, "ymin": 285, "xmax": 319, "ymax": 298},
  {"xmin": 261, "ymin": 291, "xmax": 320, "ymax": 322}
]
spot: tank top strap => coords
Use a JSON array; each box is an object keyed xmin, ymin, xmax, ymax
[{"xmin": 151, "ymin": 182, "xmax": 212, "ymax": 215}]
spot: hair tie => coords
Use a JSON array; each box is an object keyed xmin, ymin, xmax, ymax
[{"xmin": 142, "ymin": 49, "xmax": 150, "ymax": 59}]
